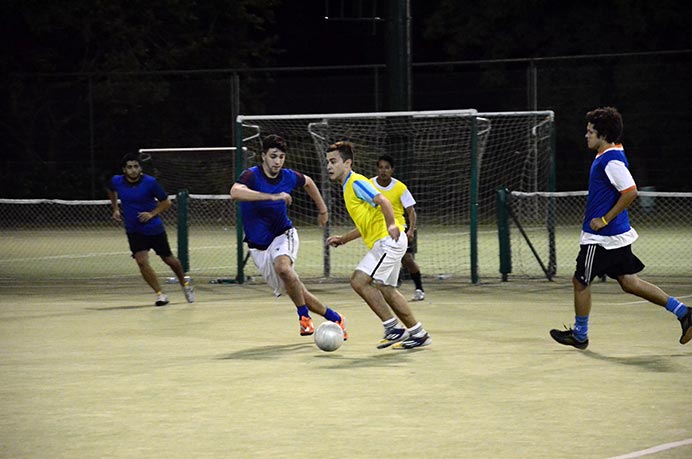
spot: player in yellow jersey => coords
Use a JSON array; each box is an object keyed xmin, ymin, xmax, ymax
[
  {"xmin": 371, "ymin": 155, "xmax": 425, "ymax": 301},
  {"xmin": 325, "ymin": 141, "xmax": 431, "ymax": 349}
]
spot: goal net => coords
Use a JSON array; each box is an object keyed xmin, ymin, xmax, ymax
[
  {"xmin": 0, "ymin": 112, "xmax": 554, "ymax": 285},
  {"xmin": 235, "ymin": 109, "xmax": 555, "ymax": 283},
  {"xmin": 137, "ymin": 147, "xmax": 243, "ymax": 281},
  {"xmin": 499, "ymin": 190, "xmax": 692, "ymax": 283}
]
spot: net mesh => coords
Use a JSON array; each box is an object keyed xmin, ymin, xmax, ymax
[
  {"xmin": 238, "ymin": 110, "xmax": 553, "ymax": 281},
  {"xmin": 139, "ymin": 148, "xmax": 239, "ymax": 195},
  {"xmin": 507, "ymin": 191, "xmax": 692, "ymax": 281},
  {"xmin": 0, "ymin": 110, "xmax": 555, "ymax": 284}
]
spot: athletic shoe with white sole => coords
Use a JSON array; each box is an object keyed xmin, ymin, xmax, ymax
[
  {"xmin": 392, "ymin": 333, "xmax": 432, "ymax": 350},
  {"xmin": 377, "ymin": 327, "xmax": 409, "ymax": 349},
  {"xmin": 411, "ymin": 289, "xmax": 425, "ymax": 301},
  {"xmin": 155, "ymin": 293, "xmax": 169, "ymax": 306},
  {"xmin": 300, "ymin": 316, "xmax": 315, "ymax": 336},
  {"xmin": 183, "ymin": 284, "xmax": 195, "ymax": 303}
]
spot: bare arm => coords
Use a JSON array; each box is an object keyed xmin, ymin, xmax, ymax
[
  {"xmin": 138, "ymin": 198, "xmax": 171, "ymax": 222},
  {"xmin": 405, "ymin": 205, "xmax": 417, "ymax": 242},
  {"xmin": 230, "ymin": 183, "xmax": 292, "ymax": 205},
  {"xmin": 373, "ymin": 193, "xmax": 400, "ymax": 241},
  {"xmin": 107, "ymin": 189, "xmax": 121, "ymax": 222},
  {"xmin": 590, "ymin": 187, "xmax": 638, "ymax": 231},
  {"xmin": 327, "ymin": 227, "xmax": 361, "ymax": 247},
  {"xmin": 303, "ymin": 175, "xmax": 329, "ymax": 227}
]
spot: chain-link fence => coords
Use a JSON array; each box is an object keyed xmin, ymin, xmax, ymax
[
  {"xmin": 505, "ymin": 191, "xmax": 692, "ymax": 282},
  {"xmin": 3, "ymin": 51, "xmax": 691, "ymax": 199}
]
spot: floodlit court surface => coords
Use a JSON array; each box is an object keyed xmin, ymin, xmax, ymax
[{"xmin": 1, "ymin": 279, "xmax": 691, "ymax": 459}]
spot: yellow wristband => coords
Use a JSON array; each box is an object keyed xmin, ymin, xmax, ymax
[{"xmin": 601, "ymin": 216, "xmax": 608, "ymax": 225}]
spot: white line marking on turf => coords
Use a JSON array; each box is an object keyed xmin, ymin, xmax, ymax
[{"xmin": 606, "ymin": 438, "xmax": 692, "ymax": 459}]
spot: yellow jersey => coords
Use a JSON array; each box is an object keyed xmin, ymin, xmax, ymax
[
  {"xmin": 342, "ymin": 171, "xmax": 403, "ymax": 248},
  {"xmin": 370, "ymin": 177, "xmax": 416, "ymax": 229}
]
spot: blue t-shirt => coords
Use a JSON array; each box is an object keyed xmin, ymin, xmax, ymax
[
  {"xmin": 583, "ymin": 147, "xmax": 632, "ymax": 236},
  {"xmin": 236, "ymin": 166, "xmax": 306, "ymax": 249},
  {"xmin": 109, "ymin": 174, "xmax": 168, "ymax": 235}
]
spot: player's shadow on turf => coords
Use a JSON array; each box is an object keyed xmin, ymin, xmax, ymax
[
  {"xmin": 218, "ymin": 343, "xmax": 313, "ymax": 360},
  {"xmin": 315, "ymin": 352, "xmax": 411, "ymax": 369},
  {"xmin": 582, "ymin": 350, "xmax": 686, "ymax": 373},
  {"xmin": 87, "ymin": 304, "xmax": 160, "ymax": 311}
]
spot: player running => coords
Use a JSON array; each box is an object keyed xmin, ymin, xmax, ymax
[
  {"xmin": 550, "ymin": 107, "xmax": 691, "ymax": 349},
  {"xmin": 231, "ymin": 134, "xmax": 348, "ymax": 338},
  {"xmin": 325, "ymin": 141, "xmax": 431, "ymax": 349},
  {"xmin": 107, "ymin": 153, "xmax": 195, "ymax": 306}
]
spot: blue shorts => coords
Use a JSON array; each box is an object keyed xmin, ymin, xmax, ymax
[{"xmin": 574, "ymin": 244, "xmax": 645, "ymax": 286}]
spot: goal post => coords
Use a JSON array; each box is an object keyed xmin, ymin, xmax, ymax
[
  {"xmin": 235, "ymin": 109, "xmax": 555, "ymax": 284},
  {"xmin": 137, "ymin": 146, "xmax": 244, "ymax": 283},
  {"xmin": 497, "ymin": 190, "xmax": 692, "ymax": 281}
]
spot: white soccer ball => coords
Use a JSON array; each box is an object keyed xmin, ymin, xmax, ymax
[{"xmin": 314, "ymin": 321, "xmax": 344, "ymax": 352}]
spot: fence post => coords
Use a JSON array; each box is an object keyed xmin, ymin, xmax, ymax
[
  {"xmin": 177, "ymin": 190, "xmax": 190, "ymax": 273},
  {"xmin": 497, "ymin": 188, "xmax": 512, "ymax": 281}
]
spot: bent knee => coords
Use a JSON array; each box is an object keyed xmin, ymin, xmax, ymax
[
  {"xmin": 350, "ymin": 271, "xmax": 370, "ymax": 291},
  {"xmin": 618, "ymin": 276, "xmax": 639, "ymax": 294}
]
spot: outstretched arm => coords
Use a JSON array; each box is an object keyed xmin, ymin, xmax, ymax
[
  {"xmin": 230, "ymin": 183, "xmax": 292, "ymax": 205},
  {"xmin": 303, "ymin": 175, "xmax": 329, "ymax": 227},
  {"xmin": 327, "ymin": 227, "xmax": 361, "ymax": 247}
]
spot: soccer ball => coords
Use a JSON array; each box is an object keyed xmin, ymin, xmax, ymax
[{"xmin": 314, "ymin": 321, "xmax": 344, "ymax": 352}]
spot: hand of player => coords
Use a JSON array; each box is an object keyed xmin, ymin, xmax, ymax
[
  {"xmin": 138, "ymin": 211, "xmax": 153, "ymax": 222},
  {"xmin": 589, "ymin": 217, "xmax": 606, "ymax": 231},
  {"xmin": 406, "ymin": 229, "xmax": 415, "ymax": 243},
  {"xmin": 388, "ymin": 224, "xmax": 401, "ymax": 242},
  {"xmin": 274, "ymin": 192, "xmax": 292, "ymax": 205},
  {"xmin": 112, "ymin": 209, "xmax": 122, "ymax": 222},
  {"xmin": 326, "ymin": 235, "xmax": 344, "ymax": 247}
]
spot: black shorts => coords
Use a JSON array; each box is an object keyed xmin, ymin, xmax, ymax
[
  {"xmin": 127, "ymin": 231, "xmax": 173, "ymax": 258},
  {"xmin": 574, "ymin": 244, "xmax": 645, "ymax": 286}
]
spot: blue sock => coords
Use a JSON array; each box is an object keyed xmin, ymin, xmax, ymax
[
  {"xmin": 297, "ymin": 305, "xmax": 309, "ymax": 318},
  {"xmin": 573, "ymin": 315, "xmax": 589, "ymax": 341},
  {"xmin": 323, "ymin": 308, "xmax": 341, "ymax": 322},
  {"xmin": 665, "ymin": 297, "xmax": 689, "ymax": 319}
]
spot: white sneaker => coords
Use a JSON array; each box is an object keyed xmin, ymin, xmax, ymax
[
  {"xmin": 411, "ymin": 289, "xmax": 425, "ymax": 301},
  {"xmin": 183, "ymin": 285, "xmax": 195, "ymax": 303},
  {"xmin": 155, "ymin": 293, "xmax": 169, "ymax": 306}
]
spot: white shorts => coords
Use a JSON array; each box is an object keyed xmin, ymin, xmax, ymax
[
  {"xmin": 249, "ymin": 228, "xmax": 299, "ymax": 297},
  {"xmin": 355, "ymin": 235, "xmax": 408, "ymax": 287}
]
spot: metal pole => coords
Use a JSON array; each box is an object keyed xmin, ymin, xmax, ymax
[
  {"xmin": 88, "ymin": 76, "xmax": 95, "ymax": 199},
  {"xmin": 385, "ymin": 0, "xmax": 411, "ymax": 111}
]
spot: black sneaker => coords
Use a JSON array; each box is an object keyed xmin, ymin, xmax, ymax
[
  {"xmin": 392, "ymin": 333, "xmax": 432, "ymax": 350},
  {"xmin": 377, "ymin": 327, "xmax": 409, "ymax": 349},
  {"xmin": 679, "ymin": 309, "xmax": 692, "ymax": 345},
  {"xmin": 550, "ymin": 327, "xmax": 588, "ymax": 350}
]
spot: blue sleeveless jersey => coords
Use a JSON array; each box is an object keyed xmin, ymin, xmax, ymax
[
  {"xmin": 237, "ymin": 166, "xmax": 306, "ymax": 249},
  {"xmin": 583, "ymin": 147, "xmax": 632, "ymax": 236},
  {"xmin": 109, "ymin": 174, "xmax": 168, "ymax": 235}
]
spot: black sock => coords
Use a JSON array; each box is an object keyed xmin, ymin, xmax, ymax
[{"xmin": 411, "ymin": 272, "xmax": 423, "ymax": 291}]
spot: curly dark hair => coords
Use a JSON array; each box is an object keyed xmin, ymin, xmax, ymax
[
  {"xmin": 262, "ymin": 134, "xmax": 287, "ymax": 153},
  {"xmin": 377, "ymin": 154, "xmax": 395, "ymax": 168},
  {"xmin": 586, "ymin": 107, "xmax": 623, "ymax": 143}
]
